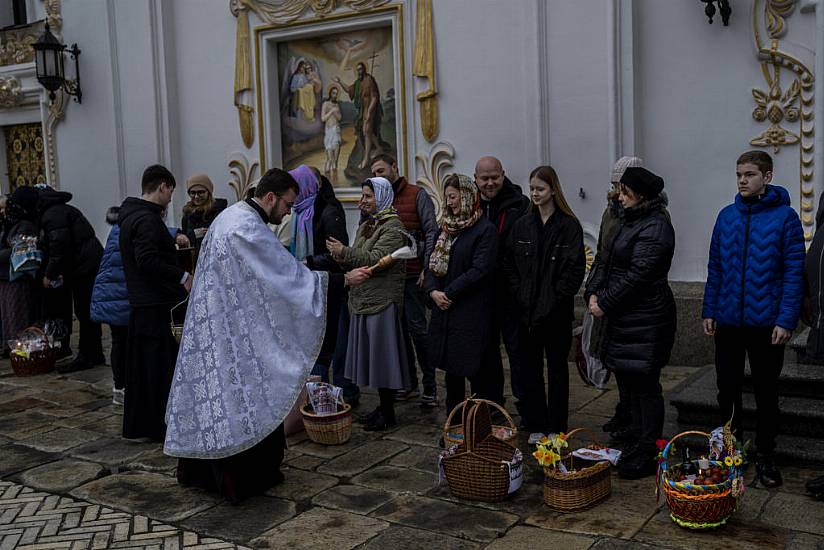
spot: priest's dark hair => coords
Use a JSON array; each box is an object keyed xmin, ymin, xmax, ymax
[
  {"xmin": 255, "ymin": 168, "xmax": 299, "ymax": 198},
  {"xmin": 141, "ymin": 164, "xmax": 176, "ymax": 194}
]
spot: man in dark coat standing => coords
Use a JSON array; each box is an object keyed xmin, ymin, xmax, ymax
[
  {"xmin": 474, "ymin": 156, "xmax": 529, "ymax": 408},
  {"xmin": 36, "ymin": 186, "xmax": 104, "ymax": 372},
  {"xmin": 119, "ymin": 165, "xmax": 191, "ymax": 441}
]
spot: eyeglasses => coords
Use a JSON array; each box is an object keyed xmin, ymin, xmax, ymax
[{"xmin": 188, "ymin": 189, "xmax": 207, "ymax": 197}]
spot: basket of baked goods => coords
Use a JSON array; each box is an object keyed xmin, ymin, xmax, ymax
[
  {"xmin": 657, "ymin": 425, "xmax": 745, "ymax": 529},
  {"xmin": 534, "ymin": 429, "xmax": 617, "ymax": 512},
  {"xmin": 9, "ymin": 326, "xmax": 57, "ymax": 377},
  {"xmin": 439, "ymin": 399, "xmax": 523, "ymax": 502},
  {"xmin": 443, "ymin": 397, "xmax": 518, "ymax": 447},
  {"xmin": 300, "ymin": 381, "xmax": 352, "ymax": 445}
]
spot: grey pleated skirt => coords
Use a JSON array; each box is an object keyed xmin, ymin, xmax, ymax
[{"xmin": 344, "ymin": 303, "xmax": 411, "ymax": 390}]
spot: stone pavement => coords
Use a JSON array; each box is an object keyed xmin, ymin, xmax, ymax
[{"xmin": 1, "ymin": 349, "xmax": 823, "ymax": 549}]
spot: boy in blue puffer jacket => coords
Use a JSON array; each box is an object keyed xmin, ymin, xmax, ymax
[
  {"xmin": 702, "ymin": 150, "xmax": 805, "ymax": 489},
  {"xmin": 91, "ymin": 207, "xmax": 178, "ymax": 405}
]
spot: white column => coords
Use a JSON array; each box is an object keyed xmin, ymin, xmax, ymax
[{"xmin": 607, "ymin": 0, "xmax": 637, "ymax": 161}]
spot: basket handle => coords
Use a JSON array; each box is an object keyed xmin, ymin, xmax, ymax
[
  {"xmin": 18, "ymin": 326, "xmax": 50, "ymax": 350},
  {"xmin": 170, "ymin": 297, "xmax": 189, "ymax": 326},
  {"xmin": 661, "ymin": 430, "xmax": 710, "ymax": 462},
  {"xmin": 442, "ymin": 396, "xmax": 477, "ymax": 444}
]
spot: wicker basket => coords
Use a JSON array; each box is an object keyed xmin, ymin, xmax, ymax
[
  {"xmin": 10, "ymin": 326, "xmax": 56, "ymax": 377},
  {"xmin": 441, "ymin": 400, "xmax": 522, "ymax": 502},
  {"xmin": 542, "ymin": 428, "xmax": 612, "ymax": 512},
  {"xmin": 659, "ymin": 430, "xmax": 741, "ymax": 529},
  {"xmin": 301, "ymin": 402, "xmax": 352, "ymax": 445},
  {"xmin": 443, "ymin": 398, "xmax": 518, "ymax": 447}
]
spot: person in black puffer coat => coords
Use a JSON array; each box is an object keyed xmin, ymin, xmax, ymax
[
  {"xmin": 585, "ymin": 167, "xmax": 676, "ymax": 479},
  {"xmin": 0, "ymin": 187, "xmax": 40, "ymax": 351},
  {"xmin": 176, "ymin": 174, "xmax": 227, "ymax": 250},
  {"xmin": 37, "ymin": 186, "xmax": 104, "ymax": 371}
]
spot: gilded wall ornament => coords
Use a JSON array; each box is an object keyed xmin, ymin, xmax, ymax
[
  {"xmin": 752, "ymin": 0, "xmax": 815, "ymax": 241},
  {"xmin": 414, "ymin": 141, "xmax": 454, "ymax": 218},
  {"xmin": 0, "ymin": 76, "xmax": 23, "ymax": 108},
  {"xmin": 231, "ymin": 0, "xmax": 389, "ymax": 25},
  {"xmin": 228, "ymin": 153, "xmax": 260, "ymax": 202},
  {"xmin": 750, "ymin": 62, "xmax": 801, "ymax": 152},
  {"xmin": 413, "ymin": 0, "xmax": 437, "ymax": 142},
  {"xmin": 0, "ymin": 29, "xmax": 38, "ymax": 66}
]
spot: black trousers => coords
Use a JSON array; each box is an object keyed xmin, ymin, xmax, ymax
[
  {"xmin": 475, "ymin": 303, "xmax": 520, "ymax": 407},
  {"xmin": 622, "ymin": 369, "xmax": 664, "ymax": 451},
  {"xmin": 521, "ymin": 320, "xmax": 572, "ymax": 434},
  {"xmin": 109, "ymin": 324, "xmax": 128, "ymax": 390},
  {"xmin": 714, "ymin": 326, "xmax": 784, "ymax": 455},
  {"xmin": 71, "ymin": 272, "xmax": 103, "ymax": 360},
  {"xmin": 446, "ymin": 373, "xmax": 477, "ymax": 415},
  {"xmin": 612, "ymin": 371, "xmax": 632, "ymax": 423},
  {"xmin": 123, "ymin": 305, "xmax": 179, "ymax": 441}
]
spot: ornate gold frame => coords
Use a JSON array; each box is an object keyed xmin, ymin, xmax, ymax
[{"xmin": 252, "ymin": 3, "xmax": 408, "ymax": 200}]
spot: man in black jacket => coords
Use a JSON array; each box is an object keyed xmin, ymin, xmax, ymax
[
  {"xmin": 119, "ymin": 165, "xmax": 191, "ymax": 441},
  {"xmin": 474, "ymin": 156, "xmax": 530, "ymax": 408},
  {"xmin": 37, "ymin": 186, "xmax": 104, "ymax": 372}
]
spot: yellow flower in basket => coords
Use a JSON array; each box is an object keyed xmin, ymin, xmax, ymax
[
  {"xmin": 724, "ymin": 456, "xmax": 734, "ymax": 467},
  {"xmin": 734, "ymin": 456, "xmax": 743, "ymax": 467}
]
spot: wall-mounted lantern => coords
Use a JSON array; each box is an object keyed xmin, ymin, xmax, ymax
[
  {"xmin": 700, "ymin": 0, "xmax": 732, "ymax": 26},
  {"xmin": 33, "ymin": 24, "xmax": 82, "ymax": 104}
]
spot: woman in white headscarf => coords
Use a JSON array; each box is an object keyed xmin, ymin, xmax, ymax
[{"xmin": 326, "ymin": 177, "xmax": 409, "ymax": 430}]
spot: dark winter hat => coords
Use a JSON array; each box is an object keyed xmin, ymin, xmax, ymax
[
  {"xmin": 620, "ymin": 166, "xmax": 664, "ymax": 198},
  {"xmin": 9, "ymin": 185, "xmax": 39, "ymax": 217}
]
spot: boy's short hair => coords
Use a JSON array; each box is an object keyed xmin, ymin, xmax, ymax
[
  {"xmin": 736, "ymin": 150, "xmax": 773, "ymax": 175},
  {"xmin": 142, "ymin": 165, "xmax": 176, "ymax": 194}
]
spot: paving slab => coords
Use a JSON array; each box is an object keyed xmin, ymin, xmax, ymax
[
  {"xmin": 383, "ymin": 422, "xmax": 443, "ymax": 448},
  {"xmin": 389, "ymin": 444, "xmax": 440, "ymax": 474},
  {"xmin": 760, "ymin": 491, "xmax": 824, "ymax": 536},
  {"xmin": 0, "ymin": 410, "xmax": 60, "ymax": 439},
  {"xmin": 64, "ymin": 366, "xmax": 111, "ymax": 384},
  {"xmin": 79, "ymin": 414, "xmax": 124, "ymax": 437},
  {"xmin": 359, "ymin": 525, "xmax": 479, "ymax": 550},
  {"xmin": 427, "ymin": 470, "xmax": 546, "ymax": 520},
  {"xmin": 53, "ymin": 410, "xmax": 113, "ymax": 428},
  {"xmin": 484, "ymin": 526, "xmax": 594, "ymax": 550},
  {"xmin": 67, "ymin": 437, "xmax": 155, "ymax": 467},
  {"xmin": 0, "ymin": 443, "xmax": 58, "ymax": 476},
  {"xmin": 317, "ymin": 439, "xmax": 407, "ymax": 477},
  {"xmin": 351, "ymin": 465, "xmax": 436, "ymax": 494},
  {"xmin": 70, "ymin": 471, "xmax": 220, "ymax": 523},
  {"xmin": 786, "ymin": 532, "xmax": 824, "ymax": 549},
  {"xmin": 285, "ymin": 454, "xmax": 325, "ymax": 471},
  {"xmin": 370, "ymin": 494, "xmax": 518, "ymax": 542},
  {"xmin": 180, "ymin": 496, "xmax": 296, "ymax": 543},
  {"xmin": 633, "ymin": 508, "xmax": 791, "ymax": 549},
  {"xmin": 1, "ymin": 376, "xmax": 88, "ymax": 393},
  {"xmin": 0, "ymin": 382, "xmax": 35, "ymax": 404},
  {"xmin": 0, "ymin": 396, "xmax": 51, "ymax": 415},
  {"xmin": 17, "ymin": 427, "xmax": 101, "ymax": 453},
  {"xmin": 251, "ymin": 506, "xmax": 389, "ymax": 549},
  {"xmin": 124, "ymin": 448, "xmax": 178, "ymax": 474},
  {"xmin": 312, "ymin": 484, "xmax": 395, "ymax": 515},
  {"xmin": 290, "ymin": 430, "xmax": 376, "ymax": 459},
  {"xmin": 18, "ymin": 458, "xmax": 105, "ymax": 492},
  {"xmin": 524, "ymin": 474, "xmax": 657, "ymax": 538},
  {"xmin": 264, "ymin": 467, "xmax": 338, "ymax": 500}
]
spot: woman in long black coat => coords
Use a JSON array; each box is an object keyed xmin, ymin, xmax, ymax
[
  {"xmin": 425, "ymin": 174, "xmax": 498, "ymax": 414},
  {"xmin": 585, "ymin": 166, "xmax": 675, "ymax": 479}
]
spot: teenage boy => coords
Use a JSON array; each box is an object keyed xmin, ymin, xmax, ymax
[{"xmin": 702, "ymin": 150, "xmax": 804, "ymax": 488}]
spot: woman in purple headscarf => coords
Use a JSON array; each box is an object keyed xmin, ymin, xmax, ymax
[{"xmin": 287, "ymin": 165, "xmax": 349, "ymax": 382}]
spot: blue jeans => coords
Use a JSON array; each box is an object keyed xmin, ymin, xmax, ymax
[
  {"xmin": 313, "ymin": 287, "xmax": 360, "ymax": 403},
  {"xmin": 402, "ymin": 277, "xmax": 435, "ymax": 395}
]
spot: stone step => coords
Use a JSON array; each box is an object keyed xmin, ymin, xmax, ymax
[
  {"xmin": 742, "ymin": 362, "xmax": 824, "ymax": 399},
  {"xmin": 670, "ymin": 366, "xmax": 824, "ymax": 439}
]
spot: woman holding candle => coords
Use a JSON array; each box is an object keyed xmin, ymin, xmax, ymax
[{"xmin": 326, "ymin": 176, "xmax": 409, "ymax": 430}]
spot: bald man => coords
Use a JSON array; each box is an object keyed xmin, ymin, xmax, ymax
[{"xmin": 473, "ymin": 156, "xmax": 529, "ymax": 409}]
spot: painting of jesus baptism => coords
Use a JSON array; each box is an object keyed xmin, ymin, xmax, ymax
[{"xmin": 276, "ymin": 25, "xmax": 399, "ymax": 187}]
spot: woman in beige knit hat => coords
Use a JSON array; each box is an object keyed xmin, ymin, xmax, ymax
[{"xmin": 176, "ymin": 174, "xmax": 227, "ymax": 249}]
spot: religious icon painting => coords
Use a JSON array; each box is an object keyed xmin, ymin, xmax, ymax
[{"xmin": 255, "ymin": 5, "xmax": 408, "ymax": 198}]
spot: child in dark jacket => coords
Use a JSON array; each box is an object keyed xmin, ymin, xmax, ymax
[{"xmin": 702, "ymin": 150, "xmax": 805, "ymax": 489}]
